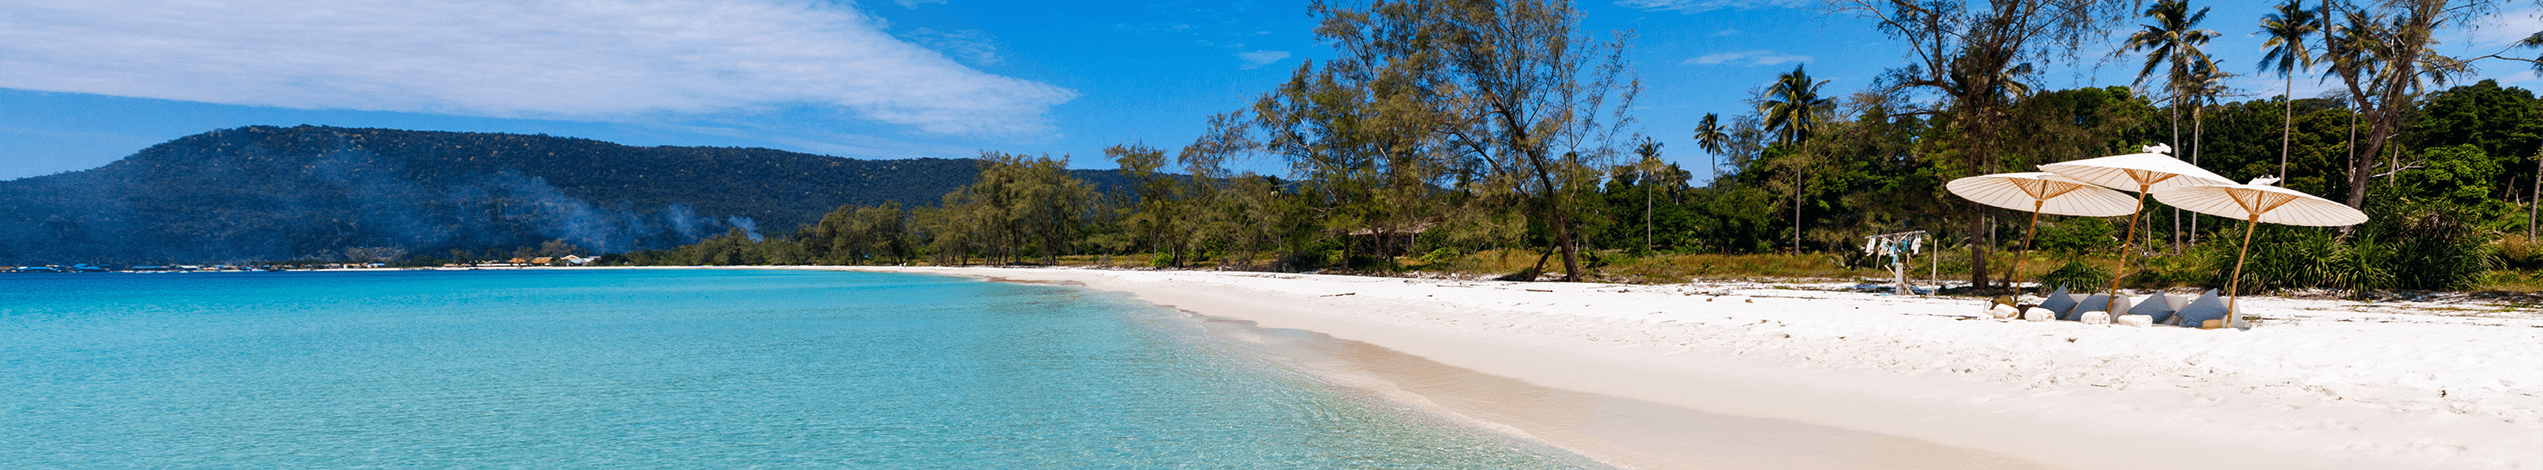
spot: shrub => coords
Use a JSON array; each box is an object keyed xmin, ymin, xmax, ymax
[
  {"xmin": 1416, "ymin": 247, "xmax": 1468, "ymax": 267},
  {"xmin": 2035, "ymin": 261, "xmax": 2113, "ymax": 295},
  {"xmin": 2494, "ymin": 237, "xmax": 2543, "ymax": 271},
  {"xmin": 2032, "ymin": 217, "xmax": 2119, "ymax": 255},
  {"xmin": 2208, "ymin": 224, "xmax": 2342, "ymax": 295},
  {"xmin": 2347, "ymin": 201, "xmax": 2493, "ymax": 291}
]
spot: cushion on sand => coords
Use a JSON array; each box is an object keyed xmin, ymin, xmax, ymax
[
  {"xmin": 2023, "ymin": 307, "xmax": 2056, "ymax": 321},
  {"xmin": 2128, "ymin": 293, "xmax": 2180, "ymax": 324},
  {"xmin": 2038, "ymin": 286, "xmax": 2078, "ymax": 318},
  {"xmin": 2174, "ymin": 289, "xmax": 2228, "ymax": 328},
  {"xmin": 2115, "ymin": 314, "xmax": 2156, "ymax": 327},
  {"xmin": 2078, "ymin": 311, "xmax": 2112, "ymax": 325},
  {"xmin": 1988, "ymin": 303, "xmax": 2022, "ymax": 319},
  {"xmin": 2063, "ymin": 294, "xmax": 2120, "ymax": 321}
]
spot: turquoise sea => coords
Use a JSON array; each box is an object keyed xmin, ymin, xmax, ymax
[{"xmin": 1, "ymin": 269, "xmax": 1597, "ymax": 468}]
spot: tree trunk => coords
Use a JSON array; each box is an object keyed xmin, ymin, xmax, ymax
[
  {"xmin": 1555, "ymin": 198, "xmax": 1584, "ymax": 281},
  {"xmin": 2348, "ymin": 22, "xmax": 2431, "ymax": 210},
  {"xmin": 2279, "ymin": 73, "xmax": 2295, "ymax": 179},
  {"xmin": 1792, "ymin": 167, "xmax": 1803, "ymax": 256},
  {"xmin": 2170, "ymin": 93, "xmax": 2183, "ymax": 253},
  {"xmin": 2346, "ymin": 108, "xmax": 2360, "ymax": 207},
  {"xmin": 1965, "ymin": 200, "xmax": 1991, "ymax": 289},
  {"xmin": 2192, "ymin": 105, "xmax": 2204, "ymax": 247}
]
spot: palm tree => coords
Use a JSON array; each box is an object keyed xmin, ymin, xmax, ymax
[
  {"xmin": 1691, "ymin": 113, "xmax": 1729, "ymax": 185},
  {"xmin": 2180, "ymin": 61, "xmax": 2233, "ymax": 246},
  {"xmin": 1758, "ymin": 65, "xmax": 1834, "ymax": 256},
  {"xmin": 2258, "ymin": 0, "xmax": 2320, "ymax": 180},
  {"xmin": 2121, "ymin": 0, "xmax": 2216, "ymax": 252},
  {"xmin": 1633, "ymin": 138, "xmax": 1663, "ymax": 251}
]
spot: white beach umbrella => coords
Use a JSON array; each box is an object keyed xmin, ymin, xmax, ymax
[
  {"xmin": 2038, "ymin": 151, "xmax": 2236, "ymax": 194},
  {"xmin": 1945, "ymin": 172, "xmax": 2139, "ymax": 288},
  {"xmin": 2152, "ymin": 181, "xmax": 2368, "ymax": 327},
  {"xmin": 2037, "ymin": 149, "xmax": 2235, "ymax": 309}
]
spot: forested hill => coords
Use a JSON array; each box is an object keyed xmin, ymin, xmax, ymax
[{"xmin": 0, "ymin": 125, "xmax": 1130, "ymax": 264}]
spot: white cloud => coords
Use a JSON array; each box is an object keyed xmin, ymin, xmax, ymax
[
  {"xmin": 1713, "ymin": 28, "xmax": 1739, "ymax": 36},
  {"xmin": 909, "ymin": 28, "xmax": 1001, "ymax": 66},
  {"xmin": 0, "ymin": 0, "xmax": 1073, "ymax": 135},
  {"xmin": 893, "ymin": 0, "xmax": 946, "ymax": 8},
  {"xmin": 1686, "ymin": 50, "xmax": 1813, "ymax": 66},
  {"xmin": 1238, "ymin": 50, "xmax": 1292, "ymax": 70},
  {"xmin": 2469, "ymin": 7, "xmax": 2543, "ymax": 47},
  {"xmin": 1617, "ymin": 0, "xmax": 1810, "ymax": 13}
]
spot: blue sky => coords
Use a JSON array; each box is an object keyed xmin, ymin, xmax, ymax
[{"xmin": 3, "ymin": 0, "xmax": 2540, "ymax": 182}]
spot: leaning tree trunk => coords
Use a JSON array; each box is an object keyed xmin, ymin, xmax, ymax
[{"xmin": 1553, "ymin": 195, "xmax": 1584, "ymax": 282}]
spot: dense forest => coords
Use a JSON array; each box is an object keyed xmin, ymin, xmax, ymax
[
  {"xmin": 0, "ymin": 125, "xmax": 1132, "ymax": 264},
  {"xmin": 627, "ymin": 0, "xmax": 2543, "ymax": 295}
]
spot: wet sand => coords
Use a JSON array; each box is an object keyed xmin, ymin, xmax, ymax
[{"xmin": 1188, "ymin": 312, "xmax": 2056, "ymax": 469}]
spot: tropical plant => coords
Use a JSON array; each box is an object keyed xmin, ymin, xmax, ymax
[
  {"xmin": 2258, "ymin": 0, "xmax": 2320, "ymax": 179},
  {"xmin": 2035, "ymin": 261, "xmax": 2115, "ymax": 296},
  {"xmin": 1759, "ymin": 65, "xmax": 1836, "ymax": 255},
  {"xmin": 2122, "ymin": 0, "xmax": 2216, "ymax": 251},
  {"xmin": 2121, "ymin": 0, "xmax": 2217, "ymax": 156},
  {"xmin": 1691, "ymin": 113, "xmax": 1729, "ymax": 184}
]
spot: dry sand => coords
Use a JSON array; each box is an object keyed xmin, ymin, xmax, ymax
[{"xmin": 819, "ymin": 266, "xmax": 2542, "ymax": 470}]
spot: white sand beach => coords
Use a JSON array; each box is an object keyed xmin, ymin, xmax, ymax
[{"xmin": 829, "ymin": 266, "xmax": 2543, "ymax": 470}]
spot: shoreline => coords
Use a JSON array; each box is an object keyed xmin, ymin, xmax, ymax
[{"xmin": 823, "ymin": 265, "xmax": 2542, "ymax": 470}]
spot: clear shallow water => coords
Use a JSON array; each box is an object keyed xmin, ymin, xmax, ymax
[{"xmin": 1, "ymin": 269, "xmax": 1595, "ymax": 469}]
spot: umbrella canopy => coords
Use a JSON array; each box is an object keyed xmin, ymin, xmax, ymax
[
  {"xmin": 1946, "ymin": 172, "xmax": 2138, "ymax": 293},
  {"xmin": 2039, "ymin": 152, "xmax": 2235, "ymax": 192},
  {"xmin": 2151, "ymin": 182, "xmax": 2367, "ymax": 328},
  {"xmin": 1945, "ymin": 172, "xmax": 2140, "ymax": 217},
  {"xmin": 2032, "ymin": 150, "xmax": 2232, "ymax": 309},
  {"xmin": 2148, "ymin": 183, "xmax": 2368, "ymax": 227}
]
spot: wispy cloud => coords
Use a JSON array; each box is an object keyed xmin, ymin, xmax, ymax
[
  {"xmin": 909, "ymin": 28, "xmax": 1002, "ymax": 66},
  {"xmin": 0, "ymin": 0, "xmax": 1074, "ymax": 135},
  {"xmin": 2461, "ymin": 6, "xmax": 2543, "ymax": 46},
  {"xmin": 893, "ymin": 0, "xmax": 945, "ymax": 8},
  {"xmin": 1686, "ymin": 50, "xmax": 1813, "ymax": 66},
  {"xmin": 1616, "ymin": 0, "xmax": 1811, "ymax": 13},
  {"xmin": 1238, "ymin": 50, "xmax": 1292, "ymax": 70}
]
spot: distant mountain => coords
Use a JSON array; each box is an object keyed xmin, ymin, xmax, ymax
[{"xmin": 0, "ymin": 125, "xmax": 1129, "ymax": 264}]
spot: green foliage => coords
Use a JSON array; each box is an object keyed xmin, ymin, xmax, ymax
[
  {"xmin": 2345, "ymin": 200, "xmax": 2496, "ymax": 291},
  {"xmin": 2207, "ymin": 224, "xmax": 2341, "ymax": 295},
  {"xmin": 2395, "ymin": 145, "xmax": 2504, "ymax": 209},
  {"xmin": 2032, "ymin": 217, "xmax": 2118, "ymax": 255},
  {"xmin": 1416, "ymin": 247, "xmax": 1467, "ymax": 266},
  {"xmin": 2035, "ymin": 261, "xmax": 2114, "ymax": 295},
  {"xmin": 2496, "ymin": 237, "xmax": 2543, "ymax": 271},
  {"xmin": 2411, "ymin": 80, "xmax": 2543, "ymax": 193}
]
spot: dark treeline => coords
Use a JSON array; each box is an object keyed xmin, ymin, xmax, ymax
[
  {"xmin": 622, "ymin": 0, "xmax": 2543, "ymax": 293},
  {"xmin": 0, "ymin": 125, "xmax": 1137, "ymax": 265}
]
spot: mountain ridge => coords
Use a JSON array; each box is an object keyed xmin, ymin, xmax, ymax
[{"xmin": 0, "ymin": 125, "xmax": 1128, "ymax": 264}]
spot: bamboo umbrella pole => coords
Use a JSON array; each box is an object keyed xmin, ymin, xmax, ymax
[
  {"xmin": 2013, "ymin": 200, "xmax": 2043, "ymax": 292},
  {"xmin": 2225, "ymin": 214, "xmax": 2260, "ymax": 328},
  {"xmin": 2101, "ymin": 182, "xmax": 2155, "ymax": 313}
]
